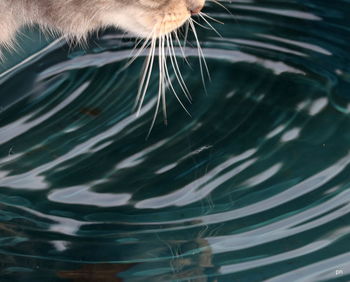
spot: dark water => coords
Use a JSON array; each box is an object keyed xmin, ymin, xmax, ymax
[{"xmin": 1, "ymin": 0, "xmax": 350, "ymax": 281}]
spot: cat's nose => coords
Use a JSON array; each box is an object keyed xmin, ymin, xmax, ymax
[
  {"xmin": 190, "ymin": 5, "xmax": 203, "ymax": 15},
  {"xmin": 188, "ymin": 0, "xmax": 205, "ymax": 15}
]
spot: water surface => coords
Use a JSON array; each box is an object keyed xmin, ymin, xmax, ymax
[{"xmin": 1, "ymin": 0, "xmax": 350, "ymax": 281}]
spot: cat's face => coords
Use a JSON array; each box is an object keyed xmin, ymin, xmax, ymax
[{"xmin": 103, "ymin": 0, "xmax": 206, "ymax": 37}]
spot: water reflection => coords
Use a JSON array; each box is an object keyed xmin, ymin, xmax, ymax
[{"xmin": 1, "ymin": 0, "xmax": 350, "ymax": 281}]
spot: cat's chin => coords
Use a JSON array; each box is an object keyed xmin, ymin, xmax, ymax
[
  {"xmin": 102, "ymin": 9, "xmax": 190, "ymax": 38},
  {"xmin": 135, "ymin": 18, "xmax": 190, "ymax": 38},
  {"xmin": 130, "ymin": 16, "xmax": 190, "ymax": 38}
]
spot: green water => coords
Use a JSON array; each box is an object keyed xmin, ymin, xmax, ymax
[{"xmin": 1, "ymin": 0, "xmax": 350, "ymax": 281}]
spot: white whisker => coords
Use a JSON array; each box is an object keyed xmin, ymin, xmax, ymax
[
  {"xmin": 147, "ymin": 36, "xmax": 164, "ymax": 138},
  {"xmin": 191, "ymin": 18, "xmax": 211, "ymax": 30},
  {"xmin": 128, "ymin": 38, "xmax": 148, "ymax": 59},
  {"xmin": 198, "ymin": 13, "xmax": 223, "ymax": 38},
  {"xmin": 167, "ymin": 34, "xmax": 192, "ymax": 102},
  {"xmin": 183, "ymin": 21, "xmax": 190, "ymax": 49},
  {"xmin": 208, "ymin": 0, "xmax": 240, "ymax": 25},
  {"xmin": 136, "ymin": 37, "xmax": 156, "ymax": 116},
  {"xmin": 130, "ymin": 2, "xmax": 224, "ymax": 136},
  {"xmin": 164, "ymin": 34, "xmax": 191, "ymax": 116},
  {"xmin": 199, "ymin": 12, "xmax": 224, "ymax": 25},
  {"xmin": 189, "ymin": 19, "xmax": 211, "ymax": 91},
  {"xmin": 161, "ymin": 35, "xmax": 167, "ymax": 125},
  {"xmin": 124, "ymin": 33, "xmax": 152, "ymax": 70},
  {"xmin": 174, "ymin": 30, "xmax": 191, "ymax": 66},
  {"xmin": 209, "ymin": 0, "xmax": 233, "ymax": 16}
]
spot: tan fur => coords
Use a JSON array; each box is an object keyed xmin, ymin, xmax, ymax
[{"xmin": 0, "ymin": 0, "xmax": 205, "ymax": 58}]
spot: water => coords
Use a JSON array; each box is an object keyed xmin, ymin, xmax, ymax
[{"xmin": 1, "ymin": 0, "xmax": 350, "ymax": 281}]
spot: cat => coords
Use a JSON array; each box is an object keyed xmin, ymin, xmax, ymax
[
  {"xmin": 0, "ymin": 0, "xmax": 214, "ymax": 134},
  {"xmin": 0, "ymin": 0, "xmax": 205, "ymax": 54}
]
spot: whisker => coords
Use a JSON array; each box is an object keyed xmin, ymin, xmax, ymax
[
  {"xmin": 174, "ymin": 30, "xmax": 191, "ymax": 66},
  {"xmin": 147, "ymin": 35, "xmax": 164, "ymax": 138},
  {"xmin": 189, "ymin": 19, "xmax": 211, "ymax": 90},
  {"xmin": 136, "ymin": 37, "xmax": 156, "ymax": 115},
  {"xmin": 198, "ymin": 13, "xmax": 223, "ymax": 37},
  {"xmin": 167, "ymin": 34, "xmax": 192, "ymax": 102},
  {"xmin": 208, "ymin": 0, "xmax": 233, "ymax": 16},
  {"xmin": 191, "ymin": 18, "xmax": 211, "ymax": 30},
  {"xmin": 123, "ymin": 35, "xmax": 152, "ymax": 70},
  {"xmin": 129, "ymin": 37, "xmax": 147, "ymax": 58},
  {"xmin": 164, "ymin": 34, "xmax": 191, "ymax": 116},
  {"xmin": 161, "ymin": 35, "xmax": 167, "ymax": 125},
  {"xmin": 183, "ymin": 21, "xmax": 190, "ymax": 49},
  {"xmin": 208, "ymin": 0, "xmax": 240, "ymax": 25},
  {"xmin": 132, "ymin": 4, "xmax": 222, "ymax": 135},
  {"xmin": 199, "ymin": 12, "xmax": 224, "ymax": 25},
  {"xmin": 163, "ymin": 61, "xmax": 191, "ymax": 116}
]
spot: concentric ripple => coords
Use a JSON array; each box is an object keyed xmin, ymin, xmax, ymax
[{"xmin": 1, "ymin": 0, "xmax": 350, "ymax": 281}]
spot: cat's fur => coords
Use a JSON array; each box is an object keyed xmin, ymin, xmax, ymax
[{"xmin": 0, "ymin": 0, "xmax": 205, "ymax": 54}]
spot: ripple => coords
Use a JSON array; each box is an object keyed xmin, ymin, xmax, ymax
[{"xmin": 1, "ymin": 0, "xmax": 350, "ymax": 280}]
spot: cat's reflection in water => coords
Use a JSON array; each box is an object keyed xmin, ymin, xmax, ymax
[{"xmin": 57, "ymin": 232, "xmax": 214, "ymax": 281}]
